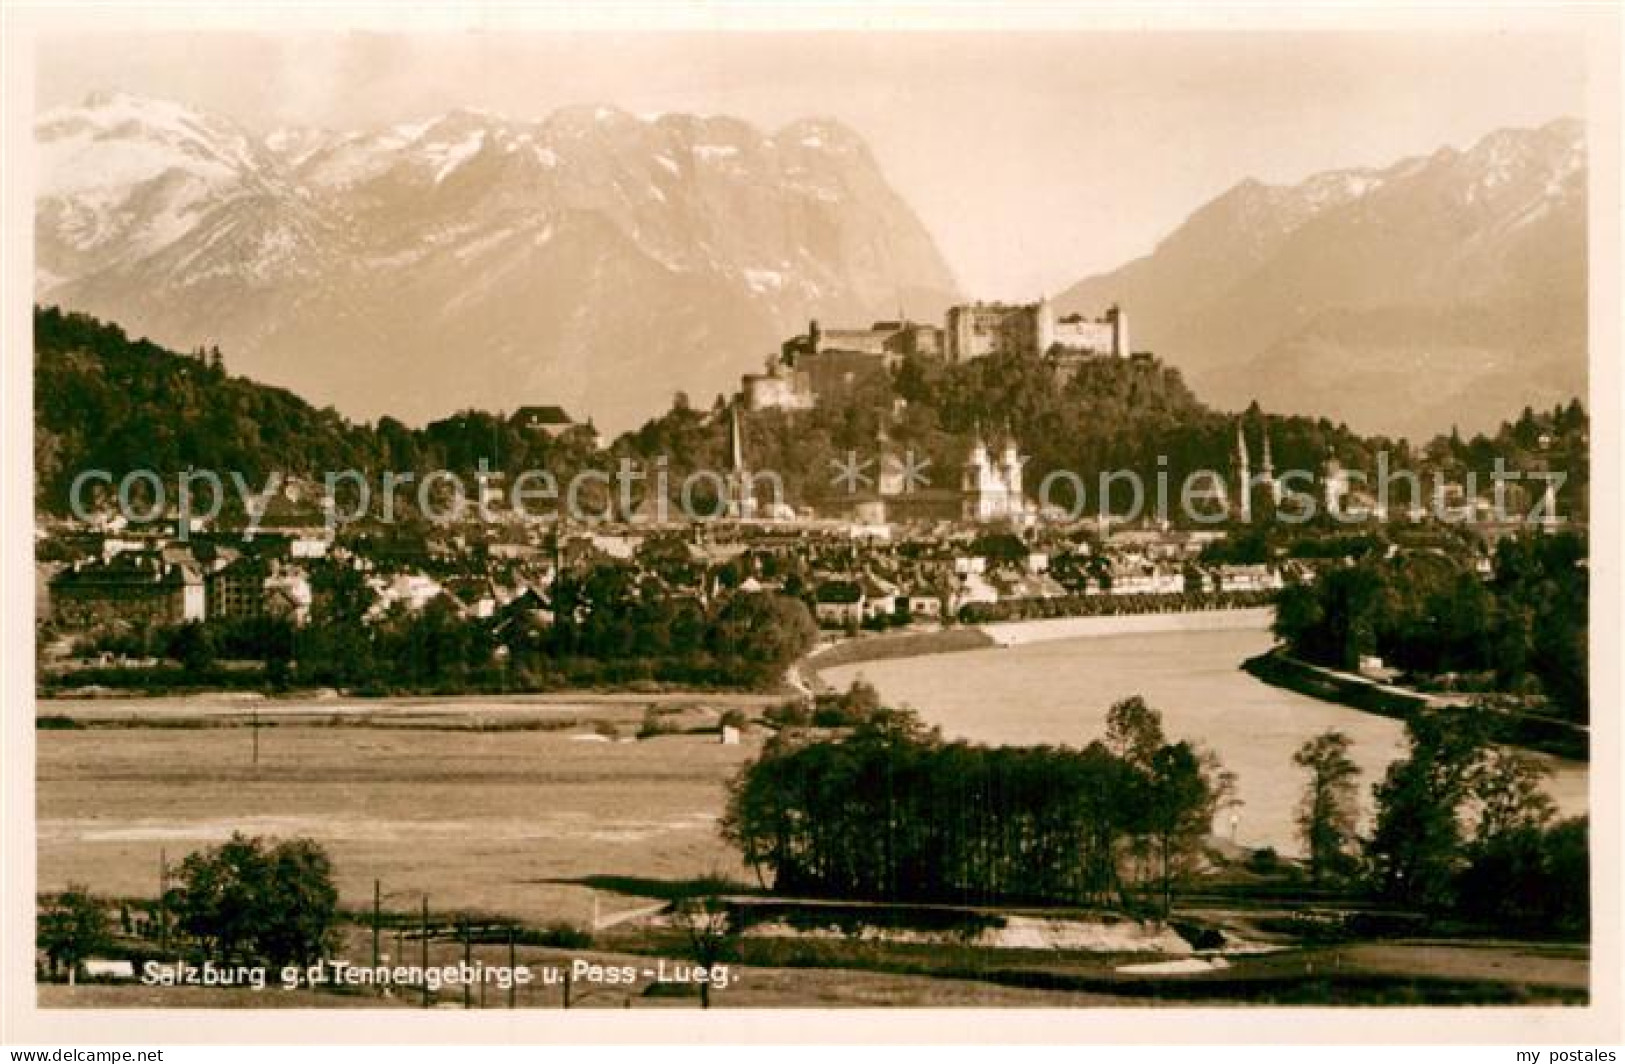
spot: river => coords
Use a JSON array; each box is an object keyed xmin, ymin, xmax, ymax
[{"xmin": 820, "ymin": 623, "xmax": 1588, "ymax": 856}]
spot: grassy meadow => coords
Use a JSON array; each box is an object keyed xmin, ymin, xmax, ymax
[{"xmin": 37, "ymin": 695, "xmax": 773, "ymax": 928}]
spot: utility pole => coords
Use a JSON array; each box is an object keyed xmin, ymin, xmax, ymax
[
  {"xmin": 372, "ymin": 879, "xmax": 381, "ymax": 975},
  {"xmin": 420, "ymin": 896, "xmax": 430, "ymax": 1008},
  {"xmin": 507, "ymin": 926, "xmax": 517, "ymax": 1009},
  {"xmin": 157, "ymin": 849, "xmax": 168, "ymax": 953},
  {"xmin": 462, "ymin": 916, "xmax": 472, "ymax": 1010},
  {"xmin": 251, "ymin": 707, "xmax": 260, "ymax": 766}
]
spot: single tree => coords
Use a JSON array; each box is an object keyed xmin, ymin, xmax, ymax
[
  {"xmin": 672, "ymin": 895, "xmax": 736, "ymax": 1009},
  {"xmin": 1292, "ymin": 730, "xmax": 1362, "ymax": 882},
  {"xmin": 38, "ymin": 884, "xmax": 110, "ymax": 984},
  {"xmin": 1144, "ymin": 742, "xmax": 1218, "ymax": 916},
  {"xmin": 1366, "ymin": 710, "xmax": 1488, "ymax": 909},
  {"xmin": 1104, "ymin": 695, "xmax": 1165, "ymax": 770}
]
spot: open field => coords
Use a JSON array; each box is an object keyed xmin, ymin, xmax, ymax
[
  {"xmin": 38, "ymin": 689, "xmax": 780, "ymax": 726},
  {"xmin": 38, "ymin": 704, "xmax": 769, "ymax": 927},
  {"xmin": 36, "ymin": 693, "xmax": 1589, "ymax": 1007}
]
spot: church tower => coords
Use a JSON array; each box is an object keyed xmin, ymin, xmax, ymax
[
  {"xmin": 1234, "ymin": 420, "xmax": 1252, "ymax": 522},
  {"xmin": 726, "ymin": 406, "xmax": 756, "ymax": 519},
  {"xmin": 1000, "ymin": 437, "xmax": 1023, "ymax": 501},
  {"xmin": 1259, "ymin": 422, "xmax": 1280, "ymax": 505}
]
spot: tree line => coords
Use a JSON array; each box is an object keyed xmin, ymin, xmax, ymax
[
  {"xmin": 1272, "ymin": 530, "xmax": 1588, "ymax": 721},
  {"xmin": 721, "ymin": 687, "xmax": 1585, "ymax": 936},
  {"xmin": 57, "ymin": 560, "xmax": 819, "ymax": 696},
  {"xmin": 1295, "ymin": 707, "xmax": 1586, "ymax": 935}
]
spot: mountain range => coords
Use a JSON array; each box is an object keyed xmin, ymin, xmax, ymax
[
  {"xmin": 1058, "ymin": 118, "xmax": 1586, "ymax": 439},
  {"xmin": 35, "ymin": 91, "xmax": 959, "ymax": 431},
  {"xmin": 36, "ymin": 93, "xmax": 1584, "ymax": 439}
]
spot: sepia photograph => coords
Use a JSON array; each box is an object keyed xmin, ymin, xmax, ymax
[{"xmin": 2, "ymin": 0, "xmax": 1620, "ymax": 1050}]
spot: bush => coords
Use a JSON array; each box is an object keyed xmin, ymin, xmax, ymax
[
  {"xmin": 528, "ymin": 921, "xmax": 592, "ymax": 949},
  {"xmin": 1247, "ymin": 846, "xmax": 1281, "ymax": 874},
  {"xmin": 36, "ymin": 715, "xmax": 83, "ymax": 730},
  {"xmin": 637, "ymin": 706, "xmax": 678, "ymax": 739},
  {"xmin": 763, "ymin": 700, "xmax": 811, "ymax": 728}
]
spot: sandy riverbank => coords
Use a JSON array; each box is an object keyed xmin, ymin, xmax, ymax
[
  {"xmin": 797, "ymin": 608, "xmax": 1275, "ymax": 693},
  {"xmin": 981, "ymin": 606, "xmax": 1275, "ymax": 647}
]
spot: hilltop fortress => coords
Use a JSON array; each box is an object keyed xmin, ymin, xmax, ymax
[{"xmin": 743, "ymin": 298, "xmax": 1133, "ymax": 414}]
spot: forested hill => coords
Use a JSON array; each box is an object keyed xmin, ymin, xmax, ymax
[
  {"xmin": 35, "ymin": 305, "xmax": 1584, "ymax": 523},
  {"xmin": 33, "ymin": 305, "xmax": 603, "ymax": 515},
  {"xmin": 626, "ymin": 350, "xmax": 1411, "ymax": 514},
  {"xmin": 36, "ymin": 306, "xmax": 370, "ymax": 500}
]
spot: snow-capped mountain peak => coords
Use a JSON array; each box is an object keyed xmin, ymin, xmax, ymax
[{"xmin": 35, "ymin": 92, "xmax": 959, "ymax": 431}]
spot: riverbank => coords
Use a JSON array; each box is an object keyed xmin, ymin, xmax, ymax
[
  {"xmin": 982, "ymin": 606, "xmax": 1275, "ymax": 648},
  {"xmin": 801, "ymin": 606, "xmax": 1277, "ymax": 690},
  {"xmin": 1242, "ymin": 648, "xmax": 1588, "ymax": 762},
  {"xmin": 801, "ymin": 628, "xmax": 997, "ymax": 691}
]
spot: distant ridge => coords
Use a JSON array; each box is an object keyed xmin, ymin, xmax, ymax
[{"xmin": 1057, "ymin": 119, "xmax": 1586, "ymax": 439}]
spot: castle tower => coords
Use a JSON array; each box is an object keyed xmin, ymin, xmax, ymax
[
  {"xmin": 1109, "ymin": 304, "xmax": 1130, "ymax": 358},
  {"xmin": 1035, "ymin": 294, "xmax": 1056, "ymax": 355},
  {"xmin": 1234, "ymin": 420, "xmax": 1252, "ymax": 522}
]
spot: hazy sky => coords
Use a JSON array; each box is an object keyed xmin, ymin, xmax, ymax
[{"xmin": 37, "ymin": 31, "xmax": 1586, "ymax": 296}]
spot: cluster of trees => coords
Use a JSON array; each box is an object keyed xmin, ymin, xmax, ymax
[
  {"xmin": 1419, "ymin": 401, "xmax": 1590, "ymax": 524},
  {"xmin": 723, "ymin": 694, "xmax": 1230, "ymax": 913},
  {"xmin": 727, "ymin": 686, "xmax": 1585, "ymax": 935},
  {"xmin": 762, "ymin": 678, "xmax": 885, "ymax": 728},
  {"xmin": 36, "ymin": 834, "xmax": 340, "ymax": 982},
  {"xmin": 37, "ymin": 885, "xmax": 112, "ymax": 983},
  {"xmin": 82, "ymin": 562, "xmax": 819, "ymax": 695},
  {"xmin": 1368, "ymin": 709, "xmax": 1587, "ymax": 932},
  {"xmin": 1273, "ymin": 530, "xmax": 1588, "ymax": 720},
  {"xmin": 1290, "ymin": 711, "xmax": 1586, "ymax": 934},
  {"xmin": 168, "ymin": 834, "xmax": 340, "ymax": 968}
]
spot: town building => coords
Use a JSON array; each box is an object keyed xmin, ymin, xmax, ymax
[
  {"xmin": 49, "ymin": 553, "xmax": 205, "ymax": 630},
  {"xmin": 207, "ymin": 555, "xmax": 312, "ymax": 625},
  {"xmin": 813, "ymin": 579, "xmax": 865, "ymax": 628}
]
